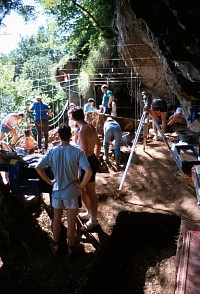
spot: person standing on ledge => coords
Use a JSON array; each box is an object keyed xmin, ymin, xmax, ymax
[
  {"xmin": 101, "ymin": 84, "xmax": 114, "ymax": 115},
  {"xmin": 29, "ymin": 95, "xmax": 52, "ymax": 152}
]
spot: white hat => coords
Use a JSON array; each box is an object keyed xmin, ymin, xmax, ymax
[{"xmin": 107, "ymin": 117, "xmax": 113, "ymax": 121}]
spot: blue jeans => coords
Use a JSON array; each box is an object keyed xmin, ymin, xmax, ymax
[
  {"xmin": 103, "ymin": 124, "xmax": 122, "ymax": 157},
  {"xmin": 35, "ymin": 119, "xmax": 49, "ymax": 149}
]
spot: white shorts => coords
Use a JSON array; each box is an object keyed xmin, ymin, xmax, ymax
[{"xmin": 52, "ymin": 195, "xmax": 81, "ymax": 210}]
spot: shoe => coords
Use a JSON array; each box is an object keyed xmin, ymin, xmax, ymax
[
  {"xmin": 116, "ymin": 164, "xmax": 124, "ymax": 172},
  {"xmin": 103, "ymin": 155, "xmax": 109, "ymax": 163},
  {"xmin": 81, "ymin": 219, "xmax": 99, "ymax": 232},
  {"xmin": 50, "ymin": 241, "xmax": 60, "ymax": 256},
  {"xmin": 68, "ymin": 243, "xmax": 85, "ymax": 259},
  {"xmin": 153, "ymin": 135, "xmax": 158, "ymax": 141},
  {"xmin": 78, "ymin": 211, "xmax": 91, "ymax": 220}
]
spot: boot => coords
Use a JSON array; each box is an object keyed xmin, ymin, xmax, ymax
[
  {"xmin": 116, "ymin": 155, "xmax": 121, "ymax": 171},
  {"xmin": 103, "ymin": 148, "xmax": 109, "ymax": 163}
]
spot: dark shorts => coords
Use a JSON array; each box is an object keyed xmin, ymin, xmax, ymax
[
  {"xmin": 80, "ymin": 154, "xmax": 98, "ymax": 183},
  {"xmin": 0, "ymin": 123, "xmax": 11, "ymax": 133},
  {"xmin": 152, "ymin": 99, "xmax": 167, "ymax": 112}
]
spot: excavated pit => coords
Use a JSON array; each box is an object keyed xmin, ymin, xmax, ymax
[{"xmin": 82, "ymin": 211, "xmax": 181, "ymax": 293}]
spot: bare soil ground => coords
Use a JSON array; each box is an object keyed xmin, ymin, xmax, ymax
[{"xmin": 0, "ymin": 130, "xmax": 200, "ymax": 294}]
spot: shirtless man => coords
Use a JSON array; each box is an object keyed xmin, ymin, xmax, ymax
[
  {"xmin": 0, "ymin": 113, "xmax": 24, "ymax": 145},
  {"xmin": 71, "ymin": 108, "xmax": 101, "ymax": 231},
  {"xmin": 15, "ymin": 129, "xmax": 36, "ymax": 155}
]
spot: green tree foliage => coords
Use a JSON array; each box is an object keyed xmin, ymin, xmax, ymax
[
  {"xmin": 0, "ymin": 0, "xmax": 36, "ymax": 26},
  {"xmin": 0, "ymin": 24, "xmax": 68, "ymax": 121},
  {"xmin": 0, "ymin": 0, "xmax": 117, "ymax": 119},
  {"xmin": 40, "ymin": 0, "xmax": 114, "ymax": 56},
  {"xmin": 39, "ymin": 0, "xmax": 116, "ymax": 100}
]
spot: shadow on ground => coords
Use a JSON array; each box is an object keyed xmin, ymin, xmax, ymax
[{"xmin": 82, "ymin": 211, "xmax": 181, "ymax": 294}]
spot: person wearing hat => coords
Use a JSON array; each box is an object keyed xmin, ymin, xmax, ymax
[
  {"xmin": 101, "ymin": 84, "xmax": 114, "ymax": 115},
  {"xmin": 29, "ymin": 95, "xmax": 52, "ymax": 152},
  {"xmin": 83, "ymin": 98, "xmax": 97, "ymax": 113},
  {"xmin": 103, "ymin": 116, "xmax": 122, "ymax": 170}
]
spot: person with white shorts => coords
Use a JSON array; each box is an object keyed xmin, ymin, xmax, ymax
[{"xmin": 35, "ymin": 124, "xmax": 92, "ymax": 258}]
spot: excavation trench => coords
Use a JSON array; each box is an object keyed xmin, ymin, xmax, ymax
[{"xmin": 82, "ymin": 211, "xmax": 181, "ymax": 294}]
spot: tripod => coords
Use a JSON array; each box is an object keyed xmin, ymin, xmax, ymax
[{"xmin": 116, "ymin": 111, "xmax": 184, "ymax": 197}]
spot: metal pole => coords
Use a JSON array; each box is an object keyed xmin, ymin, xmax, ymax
[
  {"xmin": 68, "ymin": 74, "xmax": 71, "ymax": 104},
  {"xmin": 116, "ymin": 112, "xmax": 146, "ymax": 196}
]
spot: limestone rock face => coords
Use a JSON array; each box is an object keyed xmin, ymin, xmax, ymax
[{"xmin": 115, "ymin": 0, "xmax": 200, "ymax": 112}]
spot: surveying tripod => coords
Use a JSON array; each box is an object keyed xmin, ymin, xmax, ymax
[{"xmin": 116, "ymin": 111, "xmax": 183, "ymax": 197}]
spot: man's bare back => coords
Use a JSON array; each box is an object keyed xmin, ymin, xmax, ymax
[
  {"xmin": 2, "ymin": 113, "xmax": 20, "ymax": 129},
  {"xmin": 78, "ymin": 123, "xmax": 100, "ymax": 158}
]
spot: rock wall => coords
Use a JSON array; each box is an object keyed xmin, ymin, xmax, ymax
[{"xmin": 115, "ymin": 0, "xmax": 200, "ymax": 119}]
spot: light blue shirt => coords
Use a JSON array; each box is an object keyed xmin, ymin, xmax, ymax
[
  {"xmin": 35, "ymin": 145, "xmax": 90, "ymax": 200},
  {"xmin": 84, "ymin": 103, "xmax": 96, "ymax": 113}
]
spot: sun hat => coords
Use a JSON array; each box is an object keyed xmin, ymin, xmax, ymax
[
  {"xmin": 88, "ymin": 98, "xmax": 95, "ymax": 102},
  {"xmin": 107, "ymin": 116, "xmax": 114, "ymax": 121}
]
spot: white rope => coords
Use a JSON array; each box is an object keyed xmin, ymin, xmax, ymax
[{"xmin": 48, "ymin": 100, "xmax": 68, "ymax": 127}]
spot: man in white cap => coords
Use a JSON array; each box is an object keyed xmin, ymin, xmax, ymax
[
  {"xmin": 83, "ymin": 98, "xmax": 97, "ymax": 113},
  {"xmin": 29, "ymin": 95, "xmax": 52, "ymax": 151}
]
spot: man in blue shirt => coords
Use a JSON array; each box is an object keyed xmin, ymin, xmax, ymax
[
  {"xmin": 29, "ymin": 95, "xmax": 52, "ymax": 151},
  {"xmin": 101, "ymin": 84, "xmax": 113, "ymax": 115},
  {"xmin": 83, "ymin": 98, "xmax": 97, "ymax": 113}
]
